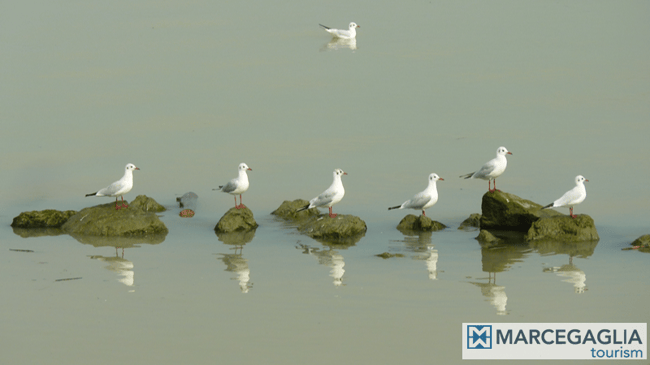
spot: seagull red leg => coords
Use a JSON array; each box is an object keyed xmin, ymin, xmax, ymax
[
  {"xmin": 422, "ymin": 210, "xmax": 426, "ymax": 217},
  {"xmin": 329, "ymin": 207, "xmax": 337, "ymax": 218},
  {"xmin": 115, "ymin": 197, "xmax": 121, "ymax": 210},
  {"xmin": 239, "ymin": 194, "xmax": 246, "ymax": 209},
  {"xmin": 570, "ymin": 207, "xmax": 575, "ymax": 219},
  {"xmin": 121, "ymin": 196, "xmax": 129, "ymax": 208}
]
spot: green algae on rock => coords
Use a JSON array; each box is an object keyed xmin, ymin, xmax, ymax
[
  {"xmin": 271, "ymin": 199, "xmax": 318, "ymax": 221},
  {"xmin": 61, "ymin": 195, "xmax": 168, "ymax": 237},
  {"xmin": 298, "ymin": 214, "xmax": 367, "ymax": 243},
  {"xmin": 625, "ymin": 234, "xmax": 650, "ymax": 253},
  {"xmin": 480, "ymin": 190, "xmax": 562, "ymax": 231},
  {"xmin": 396, "ymin": 214, "xmax": 446, "ymax": 232},
  {"xmin": 11, "ymin": 209, "xmax": 78, "ymax": 229},
  {"xmin": 376, "ymin": 252, "xmax": 405, "ymax": 259},
  {"xmin": 458, "ymin": 213, "xmax": 481, "ymax": 230},
  {"xmin": 476, "ymin": 229, "xmax": 501, "ymax": 244},
  {"xmin": 525, "ymin": 215, "xmax": 599, "ymax": 242},
  {"xmin": 214, "ymin": 207, "xmax": 258, "ymax": 233}
]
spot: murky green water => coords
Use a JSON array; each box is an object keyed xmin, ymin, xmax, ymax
[{"xmin": 2, "ymin": 1, "xmax": 649, "ymax": 364}]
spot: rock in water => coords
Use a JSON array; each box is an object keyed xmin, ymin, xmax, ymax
[
  {"xmin": 458, "ymin": 213, "xmax": 481, "ymax": 230},
  {"xmin": 62, "ymin": 195, "xmax": 168, "ymax": 236},
  {"xmin": 11, "ymin": 209, "xmax": 77, "ymax": 228},
  {"xmin": 480, "ymin": 191, "xmax": 561, "ymax": 231},
  {"xmin": 396, "ymin": 214, "xmax": 446, "ymax": 232},
  {"xmin": 215, "ymin": 207, "xmax": 258, "ymax": 233},
  {"xmin": 271, "ymin": 199, "xmax": 319, "ymax": 221},
  {"xmin": 525, "ymin": 215, "xmax": 599, "ymax": 242},
  {"xmin": 476, "ymin": 229, "xmax": 501, "ymax": 244},
  {"xmin": 298, "ymin": 214, "xmax": 367, "ymax": 242}
]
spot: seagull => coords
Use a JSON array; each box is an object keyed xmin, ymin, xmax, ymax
[
  {"xmin": 389, "ymin": 173, "xmax": 444, "ymax": 216},
  {"xmin": 319, "ymin": 22, "xmax": 360, "ymax": 39},
  {"xmin": 297, "ymin": 169, "xmax": 347, "ymax": 218},
  {"xmin": 542, "ymin": 175, "xmax": 588, "ymax": 219},
  {"xmin": 213, "ymin": 163, "xmax": 252, "ymax": 209},
  {"xmin": 460, "ymin": 146, "xmax": 512, "ymax": 192},
  {"xmin": 85, "ymin": 163, "xmax": 140, "ymax": 210}
]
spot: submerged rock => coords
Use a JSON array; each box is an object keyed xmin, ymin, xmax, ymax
[
  {"xmin": 458, "ymin": 213, "xmax": 481, "ymax": 230},
  {"xmin": 476, "ymin": 230, "xmax": 501, "ymax": 244},
  {"xmin": 376, "ymin": 252, "xmax": 405, "ymax": 259},
  {"xmin": 215, "ymin": 207, "xmax": 258, "ymax": 233},
  {"xmin": 11, "ymin": 209, "xmax": 77, "ymax": 228},
  {"xmin": 396, "ymin": 214, "xmax": 446, "ymax": 232},
  {"xmin": 271, "ymin": 199, "xmax": 318, "ymax": 221},
  {"xmin": 298, "ymin": 214, "xmax": 367, "ymax": 243},
  {"xmin": 525, "ymin": 215, "xmax": 599, "ymax": 242},
  {"xmin": 62, "ymin": 195, "xmax": 168, "ymax": 237},
  {"xmin": 627, "ymin": 234, "xmax": 650, "ymax": 253}
]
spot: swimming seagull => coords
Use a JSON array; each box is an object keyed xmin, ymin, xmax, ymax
[
  {"xmin": 213, "ymin": 163, "xmax": 252, "ymax": 209},
  {"xmin": 297, "ymin": 169, "xmax": 347, "ymax": 218},
  {"xmin": 460, "ymin": 146, "xmax": 512, "ymax": 192},
  {"xmin": 542, "ymin": 175, "xmax": 588, "ymax": 219},
  {"xmin": 319, "ymin": 22, "xmax": 360, "ymax": 39},
  {"xmin": 388, "ymin": 173, "xmax": 444, "ymax": 216},
  {"xmin": 85, "ymin": 163, "xmax": 140, "ymax": 210}
]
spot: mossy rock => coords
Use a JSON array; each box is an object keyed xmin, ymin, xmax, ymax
[
  {"xmin": 628, "ymin": 234, "xmax": 650, "ymax": 253},
  {"xmin": 458, "ymin": 213, "xmax": 481, "ymax": 230},
  {"xmin": 62, "ymin": 195, "xmax": 168, "ymax": 237},
  {"xmin": 271, "ymin": 199, "xmax": 318, "ymax": 221},
  {"xmin": 525, "ymin": 215, "xmax": 599, "ymax": 242},
  {"xmin": 476, "ymin": 229, "xmax": 501, "ymax": 244},
  {"xmin": 129, "ymin": 195, "xmax": 166, "ymax": 213},
  {"xmin": 11, "ymin": 209, "xmax": 78, "ymax": 228},
  {"xmin": 376, "ymin": 252, "xmax": 405, "ymax": 259},
  {"xmin": 215, "ymin": 207, "xmax": 258, "ymax": 233},
  {"xmin": 298, "ymin": 214, "xmax": 367, "ymax": 243},
  {"xmin": 396, "ymin": 214, "xmax": 446, "ymax": 232},
  {"xmin": 480, "ymin": 191, "xmax": 561, "ymax": 231}
]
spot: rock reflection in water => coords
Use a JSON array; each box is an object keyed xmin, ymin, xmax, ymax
[
  {"xmin": 297, "ymin": 243, "xmax": 346, "ymax": 286},
  {"xmin": 215, "ymin": 230, "xmax": 256, "ymax": 293},
  {"xmin": 533, "ymin": 239, "xmax": 596, "ymax": 294}
]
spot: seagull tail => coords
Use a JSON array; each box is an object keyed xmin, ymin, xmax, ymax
[
  {"xmin": 212, "ymin": 186, "xmax": 224, "ymax": 191},
  {"xmin": 542, "ymin": 203, "xmax": 553, "ymax": 209},
  {"xmin": 388, "ymin": 205, "xmax": 401, "ymax": 211},
  {"xmin": 459, "ymin": 173, "xmax": 473, "ymax": 179},
  {"xmin": 296, "ymin": 204, "xmax": 310, "ymax": 213},
  {"xmin": 319, "ymin": 24, "xmax": 330, "ymax": 30},
  {"xmin": 85, "ymin": 192, "xmax": 97, "ymax": 197}
]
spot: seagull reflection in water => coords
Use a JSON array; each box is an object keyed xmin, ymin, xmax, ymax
[
  {"xmin": 469, "ymin": 273, "xmax": 508, "ymax": 316},
  {"xmin": 320, "ymin": 38, "xmax": 357, "ymax": 52},
  {"xmin": 216, "ymin": 246, "xmax": 252, "ymax": 293},
  {"xmin": 543, "ymin": 256, "xmax": 587, "ymax": 294},
  {"xmin": 89, "ymin": 250, "xmax": 135, "ymax": 288},
  {"xmin": 297, "ymin": 243, "xmax": 345, "ymax": 286}
]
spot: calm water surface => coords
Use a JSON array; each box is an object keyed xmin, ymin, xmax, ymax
[{"xmin": 2, "ymin": 1, "xmax": 649, "ymax": 364}]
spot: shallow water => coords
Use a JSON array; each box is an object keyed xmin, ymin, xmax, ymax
[{"xmin": 2, "ymin": 1, "xmax": 649, "ymax": 364}]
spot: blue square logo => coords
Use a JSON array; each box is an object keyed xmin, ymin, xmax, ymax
[{"xmin": 467, "ymin": 325, "xmax": 492, "ymax": 349}]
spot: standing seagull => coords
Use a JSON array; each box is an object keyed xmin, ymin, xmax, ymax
[
  {"xmin": 389, "ymin": 173, "xmax": 444, "ymax": 217},
  {"xmin": 319, "ymin": 22, "xmax": 360, "ymax": 39},
  {"xmin": 542, "ymin": 175, "xmax": 588, "ymax": 219},
  {"xmin": 460, "ymin": 146, "xmax": 512, "ymax": 192},
  {"xmin": 86, "ymin": 163, "xmax": 140, "ymax": 210},
  {"xmin": 297, "ymin": 169, "xmax": 347, "ymax": 218},
  {"xmin": 214, "ymin": 163, "xmax": 252, "ymax": 209}
]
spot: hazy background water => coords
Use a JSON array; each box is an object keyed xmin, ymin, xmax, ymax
[{"xmin": 1, "ymin": 0, "xmax": 649, "ymax": 364}]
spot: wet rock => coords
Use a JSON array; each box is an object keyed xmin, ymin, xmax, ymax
[
  {"xmin": 458, "ymin": 213, "xmax": 481, "ymax": 230},
  {"xmin": 396, "ymin": 214, "xmax": 446, "ymax": 232},
  {"xmin": 480, "ymin": 191, "xmax": 562, "ymax": 231},
  {"xmin": 11, "ymin": 209, "xmax": 77, "ymax": 228},
  {"xmin": 476, "ymin": 230, "xmax": 501, "ymax": 244},
  {"xmin": 298, "ymin": 214, "xmax": 367, "ymax": 243},
  {"xmin": 626, "ymin": 234, "xmax": 650, "ymax": 253},
  {"xmin": 129, "ymin": 195, "xmax": 166, "ymax": 213},
  {"xmin": 61, "ymin": 195, "xmax": 168, "ymax": 237},
  {"xmin": 271, "ymin": 199, "xmax": 318, "ymax": 220},
  {"xmin": 376, "ymin": 252, "xmax": 405, "ymax": 259},
  {"xmin": 215, "ymin": 207, "xmax": 258, "ymax": 233},
  {"xmin": 525, "ymin": 215, "xmax": 599, "ymax": 242}
]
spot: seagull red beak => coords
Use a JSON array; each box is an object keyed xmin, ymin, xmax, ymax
[
  {"xmin": 439, "ymin": 178, "xmax": 444, "ymax": 181},
  {"xmin": 507, "ymin": 152, "xmax": 513, "ymax": 155},
  {"xmin": 135, "ymin": 167, "xmax": 140, "ymax": 170},
  {"xmin": 357, "ymin": 25, "xmax": 360, "ymax": 28},
  {"xmin": 248, "ymin": 168, "xmax": 252, "ymax": 171},
  {"xmin": 344, "ymin": 172, "xmax": 348, "ymax": 175}
]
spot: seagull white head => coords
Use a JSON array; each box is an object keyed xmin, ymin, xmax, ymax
[
  {"xmin": 576, "ymin": 175, "xmax": 588, "ymax": 184},
  {"xmin": 429, "ymin": 173, "xmax": 444, "ymax": 182},
  {"xmin": 334, "ymin": 168, "xmax": 347, "ymax": 177},
  {"xmin": 239, "ymin": 163, "xmax": 252, "ymax": 172},
  {"xmin": 349, "ymin": 22, "xmax": 360, "ymax": 30},
  {"xmin": 497, "ymin": 146, "xmax": 512, "ymax": 156},
  {"xmin": 126, "ymin": 163, "xmax": 140, "ymax": 172}
]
